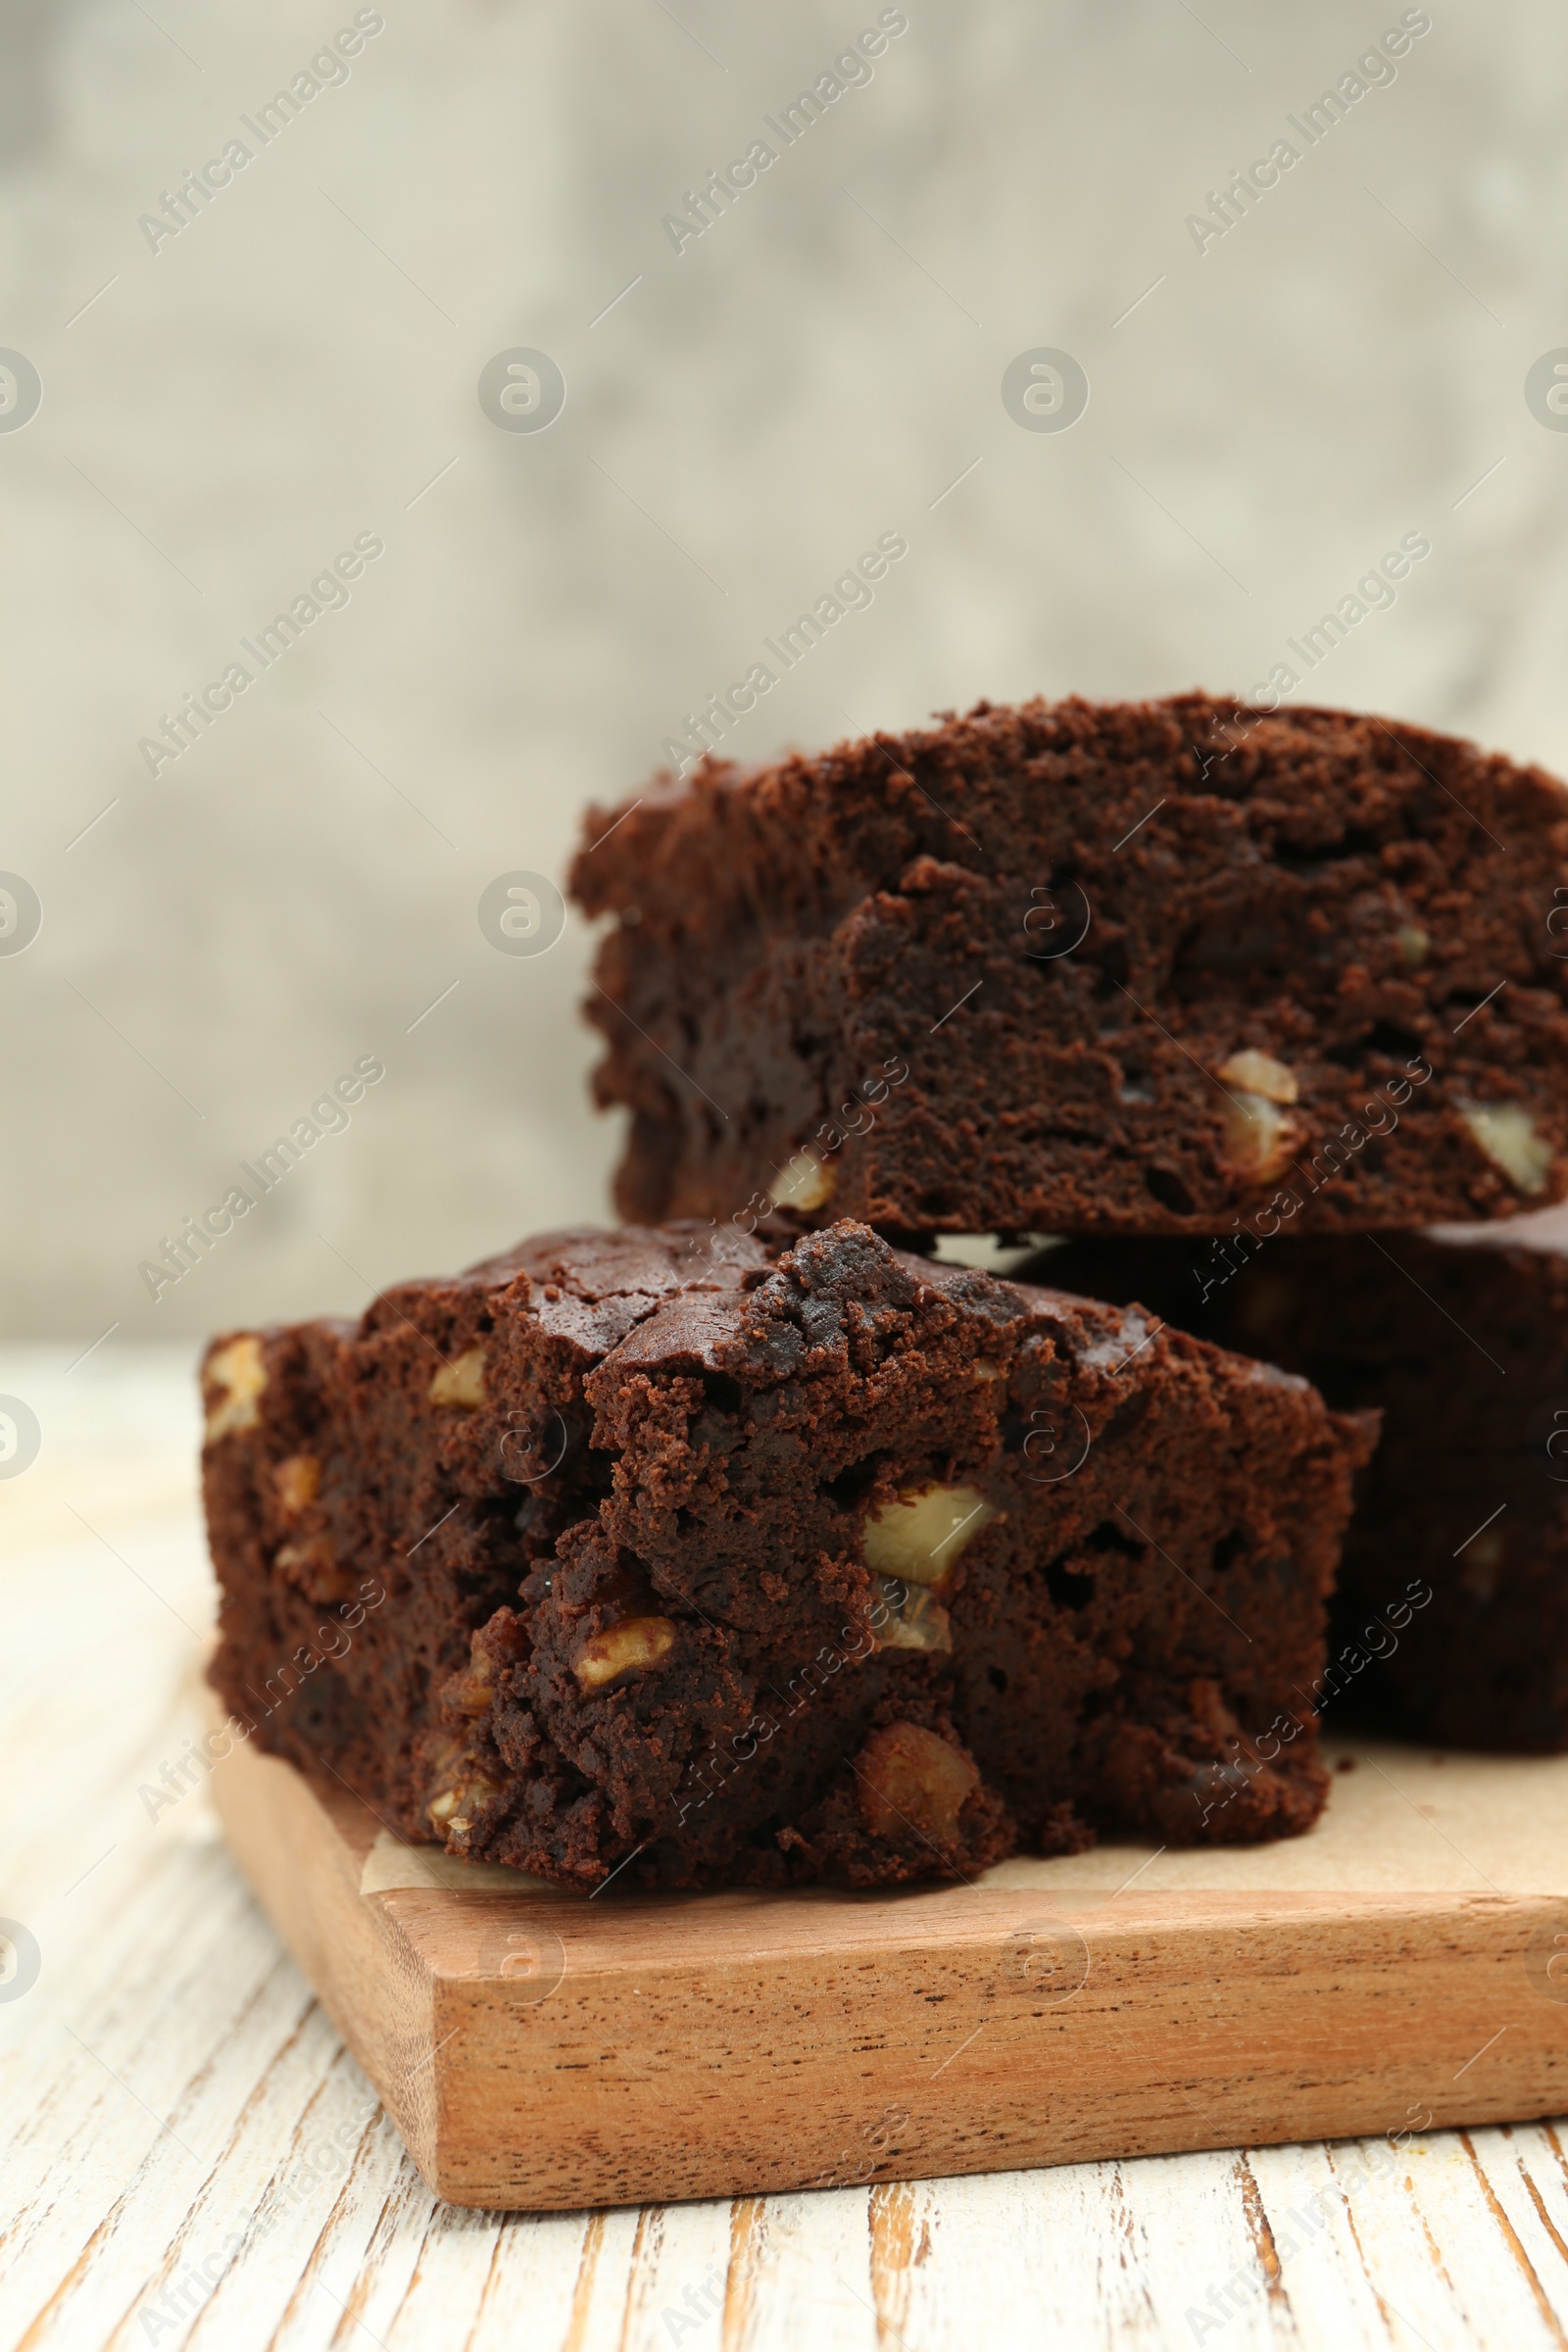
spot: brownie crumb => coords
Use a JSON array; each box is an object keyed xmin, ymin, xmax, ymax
[
  {"xmin": 571, "ymin": 693, "xmax": 1568, "ymax": 1236},
  {"xmin": 203, "ymin": 1218, "xmax": 1372, "ymax": 1889},
  {"xmin": 1042, "ymin": 1220, "xmax": 1568, "ymax": 1752}
]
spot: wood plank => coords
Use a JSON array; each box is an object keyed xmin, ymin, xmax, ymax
[{"xmin": 211, "ymin": 1734, "xmax": 1568, "ymax": 2215}]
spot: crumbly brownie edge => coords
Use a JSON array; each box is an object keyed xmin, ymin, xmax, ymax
[{"xmin": 1039, "ymin": 1230, "xmax": 1568, "ymax": 1751}]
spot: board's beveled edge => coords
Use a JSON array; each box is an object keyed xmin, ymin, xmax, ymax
[{"xmin": 212, "ymin": 1731, "xmax": 1568, "ymax": 2212}]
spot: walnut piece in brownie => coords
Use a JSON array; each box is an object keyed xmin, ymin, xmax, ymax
[
  {"xmin": 204, "ymin": 1221, "xmax": 1373, "ymax": 1890},
  {"xmin": 568, "ymin": 693, "xmax": 1568, "ymax": 1236},
  {"xmin": 1041, "ymin": 1217, "xmax": 1568, "ymax": 1752}
]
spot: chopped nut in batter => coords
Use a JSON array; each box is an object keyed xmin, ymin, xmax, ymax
[
  {"xmin": 874, "ymin": 1577, "xmax": 953, "ymax": 1653},
  {"xmin": 274, "ymin": 1536, "xmax": 355, "ymax": 1604},
  {"xmin": 428, "ymin": 1762, "xmax": 504, "ymax": 1843},
  {"xmin": 1219, "ymin": 1091, "xmax": 1301, "ymax": 1184},
  {"xmin": 1216, "ymin": 1049, "xmax": 1298, "ymax": 1105},
  {"xmin": 1458, "ymin": 1101, "xmax": 1552, "ymax": 1196},
  {"xmin": 429, "ymin": 1347, "xmax": 486, "ymax": 1409},
  {"xmin": 863, "ymin": 1482, "xmax": 996, "ymax": 1587},
  {"xmin": 274, "ymin": 1452, "xmax": 321, "ymax": 1515},
  {"xmin": 573, "ymin": 1615, "xmax": 678, "ymax": 1689},
  {"xmin": 204, "ymin": 1335, "xmax": 267, "ymax": 1443},
  {"xmin": 1458, "ymin": 1525, "xmax": 1504, "ymax": 1602},
  {"xmin": 769, "ymin": 1150, "xmax": 837, "ymax": 1212},
  {"xmin": 856, "ymin": 1721, "xmax": 980, "ymax": 1842},
  {"xmin": 447, "ymin": 1647, "xmax": 494, "ymax": 1718}
]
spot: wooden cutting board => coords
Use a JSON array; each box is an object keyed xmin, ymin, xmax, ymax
[{"xmin": 212, "ymin": 1732, "xmax": 1568, "ymax": 2212}]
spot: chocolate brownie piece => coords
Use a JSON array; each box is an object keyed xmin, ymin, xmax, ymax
[
  {"xmin": 203, "ymin": 1220, "xmax": 1373, "ymax": 1890},
  {"xmin": 569, "ymin": 693, "xmax": 1568, "ymax": 1237},
  {"xmin": 1039, "ymin": 1219, "xmax": 1568, "ymax": 1750}
]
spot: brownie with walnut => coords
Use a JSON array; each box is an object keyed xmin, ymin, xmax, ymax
[
  {"xmin": 568, "ymin": 692, "xmax": 1568, "ymax": 1239},
  {"xmin": 202, "ymin": 1220, "xmax": 1374, "ymax": 1891},
  {"xmin": 1040, "ymin": 1216, "xmax": 1568, "ymax": 1753}
]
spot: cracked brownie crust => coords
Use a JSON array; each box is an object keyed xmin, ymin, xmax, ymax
[
  {"xmin": 203, "ymin": 1219, "xmax": 1373, "ymax": 1891},
  {"xmin": 569, "ymin": 693, "xmax": 1568, "ymax": 1236}
]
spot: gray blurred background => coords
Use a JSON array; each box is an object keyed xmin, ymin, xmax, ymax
[{"xmin": 4, "ymin": 0, "xmax": 1566, "ymax": 1338}]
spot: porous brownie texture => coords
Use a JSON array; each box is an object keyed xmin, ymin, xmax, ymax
[
  {"xmin": 568, "ymin": 693, "xmax": 1568, "ymax": 1237},
  {"xmin": 1040, "ymin": 1217, "xmax": 1568, "ymax": 1751},
  {"xmin": 203, "ymin": 1220, "xmax": 1374, "ymax": 1890}
]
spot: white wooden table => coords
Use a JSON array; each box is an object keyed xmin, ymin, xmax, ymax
[{"xmin": 5, "ymin": 1345, "xmax": 1568, "ymax": 2352}]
